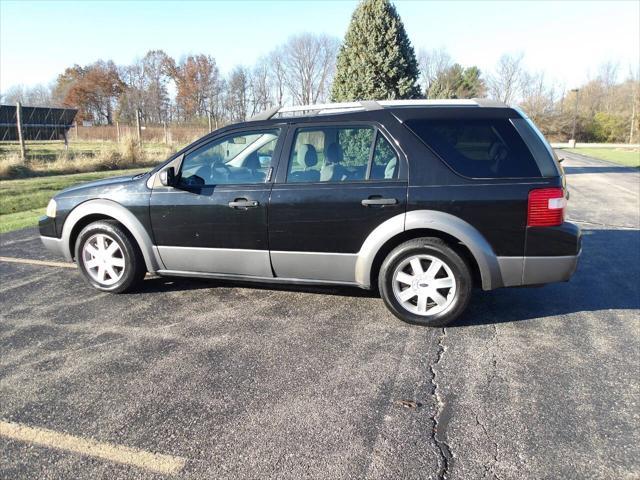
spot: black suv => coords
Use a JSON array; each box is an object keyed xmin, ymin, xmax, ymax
[{"xmin": 39, "ymin": 99, "xmax": 581, "ymax": 326}]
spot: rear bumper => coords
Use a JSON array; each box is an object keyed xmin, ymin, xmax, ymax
[
  {"xmin": 498, "ymin": 251, "xmax": 582, "ymax": 287},
  {"xmin": 496, "ymin": 221, "xmax": 581, "ymax": 288},
  {"xmin": 497, "ymin": 252, "xmax": 581, "ymax": 287},
  {"xmin": 523, "ymin": 252, "xmax": 580, "ymax": 285}
]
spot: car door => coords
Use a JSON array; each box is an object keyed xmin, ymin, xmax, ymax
[
  {"xmin": 150, "ymin": 126, "xmax": 285, "ymax": 276},
  {"xmin": 268, "ymin": 122, "xmax": 408, "ymax": 283}
]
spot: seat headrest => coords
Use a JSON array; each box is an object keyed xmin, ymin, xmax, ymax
[
  {"xmin": 298, "ymin": 144, "xmax": 318, "ymax": 168},
  {"xmin": 325, "ymin": 143, "xmax": 343, "ymax": 164},
  {"xmin": 244, "ymin": 151, "xmax": 260, "ymax": 170},
  {"xmin": 384, "ymin": 156, "xmax": 397, "ymax": 179},
  {"xmin": 489, "ymin": 143, "xmax": 508, "ymax": 162}
]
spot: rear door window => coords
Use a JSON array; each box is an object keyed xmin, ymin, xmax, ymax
[
  {"xmin": 405, "ymin": 119, "xmax": 541, "ymax": 178},
  {"xmin": 286, "ymin": 126, "xmax": 400, "ymax": 183}
]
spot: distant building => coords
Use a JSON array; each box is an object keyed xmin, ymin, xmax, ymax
[{"xmin": 0, "ymin": 104, "xmax": 77, "ymax": 141}]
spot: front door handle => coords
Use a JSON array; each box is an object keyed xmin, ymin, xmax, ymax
[
  {"xmin": 361, "ymin": 197, "xmax": 398, "ymax": 207},
  {"xmin": 228, "ymin": 199, "xmax": 259, "ymax": 209}
]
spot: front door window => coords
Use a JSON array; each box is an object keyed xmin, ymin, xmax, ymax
[{"xmin": 180, "ymin": 129, "xmax": 280, "ymax": 186}]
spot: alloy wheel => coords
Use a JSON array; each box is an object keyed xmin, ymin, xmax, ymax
[
  {"xmin": 391, "ymin": 254, "xmax": 457, "ymax": 316},
  {"xmin": 81, "ymin": 233, "xmax": 126, "ymax": 286}
]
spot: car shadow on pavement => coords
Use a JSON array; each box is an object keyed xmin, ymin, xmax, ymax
[
  {"xmin": 454, "ymin": 228, "xmax": 640, "ymax": 327},
  {"xmin": 563, "ymin": 166, "xmax": 639, "ymax": 175},
  {"xmin": 135, "ymin": 274, "xmax": 376, "ymax": 298},
  {"xmin": 132, "ymin": 229, "xmax": 638, "ymax": 325}
]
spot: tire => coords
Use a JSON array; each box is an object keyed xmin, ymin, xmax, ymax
[
  {"xmin": 378, "ymin": 237, "xmax": 472, "ymax": 327},
  {"xmin": 74, "ymin": 220, "xmax": 146, "ymax": 293}
]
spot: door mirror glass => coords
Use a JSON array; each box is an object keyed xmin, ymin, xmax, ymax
[{"xmin": 159, "ymin": 166, "xmax": 176, "ymax": 187}]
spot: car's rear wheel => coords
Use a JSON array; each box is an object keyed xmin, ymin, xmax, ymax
[
  {"xmin": 378, "ymin": 237, "xmax": 472, "ymax": 326},
  {"xmin": 75, "ymin": 220, "xmax": 145, "ymax": 293}
]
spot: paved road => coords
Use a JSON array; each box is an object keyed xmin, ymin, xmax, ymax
[{"xmin": 1, "ymin": 152, "xmax": 638, "ymax": 479}]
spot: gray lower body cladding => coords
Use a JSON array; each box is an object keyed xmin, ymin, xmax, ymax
[
  {"xmin": 498, "ymin": 253, "xmax": 581, "ymax": 287},
  {"xmin": 41, "ymin": 233, "xmax": 580, "ymax": 290}
]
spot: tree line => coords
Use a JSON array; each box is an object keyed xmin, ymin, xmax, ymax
[{"xmin": 2, "ymin": 0, "xmax": 638, "ymax": 143}]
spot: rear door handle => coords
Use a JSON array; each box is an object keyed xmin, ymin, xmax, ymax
[
  {"xmin": 361, "ymin": 197, "xmax": 398, "ymax": 207},
  {"xmin": 228, "ymin": 199, "xmax": 259, "ymax": 209}
]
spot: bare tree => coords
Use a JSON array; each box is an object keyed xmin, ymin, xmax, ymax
[
  {"xmin": 488, "ymin": 53, "xmax": 525, "ymax": 105},
  {"xmin": 597, "ymin": 61, "xmax": 619, "ymax": 113},
  {"xmin": 225, "ymin": 66, "xmax": 249, "ymax": 122},
  {"xmin": 268, "ymin": 48, "xmax": 287, "ymax": 107},
  {"xmin": 249, "ymin": 58, "xmax": 274, "ymax": 116},
  {"xmin": 282, "ymin": 33, "xmax": 339, "ymax": 105},
  {"xmin": 417, "ymin": 47, "xmax": 452, "ymax": 97},
  {"xmin": 520, "ymin": 71, "xmax": 557, "ymax": 124},
  {"xmin": 2, "ymin": 84, "xmax": 53, "ymax": 106}
]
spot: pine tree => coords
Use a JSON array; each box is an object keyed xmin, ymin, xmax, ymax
[{"xmin": 331, "ymin": 0, "xmax": 421, "ymax": 102}]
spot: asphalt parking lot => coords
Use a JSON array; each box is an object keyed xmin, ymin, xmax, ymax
[{"xmin": 1, "ymin": 151, "xmax": 638, "ymax": 479}]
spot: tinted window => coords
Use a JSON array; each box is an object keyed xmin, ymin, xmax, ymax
[
  {"xmin": 405, "ymin": 119, "xmax": 541, "ymax": 178},
  {"xmin": 371, "ymin": 133, "xmax": 399, "ymax": 180},
  {"xmin": 287, "ymin": 126, "xmax": 374, "ymax": 183},
  {"xmin": 180, "ymin": 129, "xmax": 279, "ymax": 186}
]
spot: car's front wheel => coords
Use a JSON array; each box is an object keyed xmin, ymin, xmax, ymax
[
  {"xmin": 75, "ymin": 220, "xmax": 145, "ymax": 293},
  {"xmin": 379, "ymin": 237, "xmax": 472, "ymax": 326}
]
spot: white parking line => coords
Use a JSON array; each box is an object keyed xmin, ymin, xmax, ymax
[
  {"xmin": 0, "ymin": 421, "xmax": 186, "ymax": 475},
  {"xmin": 0, "ymin": 256, "xmax": 76, "ymax": 269}
]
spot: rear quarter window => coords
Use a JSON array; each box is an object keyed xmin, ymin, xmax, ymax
[{"xmin": 405, "ymin": 118, "xmax": 542, "ymax": 179}]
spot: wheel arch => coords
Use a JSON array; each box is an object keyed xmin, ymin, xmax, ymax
[
  {"xmin": 60, "ymin": 199, "xmax": 163, "ymax": 273},
  {"xmin": 355, "ymin": 210, "xmax": 503, "ymax": 290}
]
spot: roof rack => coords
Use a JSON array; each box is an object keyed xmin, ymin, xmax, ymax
[{"xmin": 247, "ymin": 98, "xmax": 507, "ymax": 122}]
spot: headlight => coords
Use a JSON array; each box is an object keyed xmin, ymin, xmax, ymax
[{"xmin": 45, "ymin": 199, "xmax": 57, "ymax": 218}]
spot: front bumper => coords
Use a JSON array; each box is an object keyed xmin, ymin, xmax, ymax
[
  {"xmin": 40, "ymin": 235, "xmax": 69, "ymax": 259},
  {"xmin": 39, "ymin": 215, "xmax": 72, "ymax": 261}
]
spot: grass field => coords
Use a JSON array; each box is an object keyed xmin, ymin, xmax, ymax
[
  {"xmin": 565, "ymin": 148, "xmax": 640, "ymax": 167},
  {"xmin": 0, "ymin": 168, "xmax": 148, "ymax": 233},
  {"xmin": 0, "ymin": 140, "xmax": 171, "ymax": 162},
  {"xmin": 0, "ymin": 140, "xmax": 177, "ymax": 180}
]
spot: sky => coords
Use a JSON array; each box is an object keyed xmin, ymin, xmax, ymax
[{"xmin": 1, "ymin": 0, "xmax": 638, "ymax": 93}]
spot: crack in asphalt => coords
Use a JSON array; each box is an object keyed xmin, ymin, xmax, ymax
[
  {"xmin": 475, "ymin": 412, "xmax": 502, "ymax": 480},
  {"xmin": 472, "ymin": 324, "xmax": 504, "ymax": 480},
  {"xmin": 430, "ymin": 327, "xmax": 453, "ymax": 480}
]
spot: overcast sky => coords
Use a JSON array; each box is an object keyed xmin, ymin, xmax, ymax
[{"xmin": 1, "ymin": 0, "xmax": 638, "ymax": 93}]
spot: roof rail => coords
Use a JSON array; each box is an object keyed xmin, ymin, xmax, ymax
[{"xmin": 248, "ymin": 98, "xmax": 506, "ymax": 122}]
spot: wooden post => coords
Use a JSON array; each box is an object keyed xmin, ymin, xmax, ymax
[
  {"xmin": 135, "ymin": 109, "xmax": 142, "ymax": 148},
  {"xmin": 116, "ymin": 121, "xmax": 121, "ymax": 143},
  {"xmin": 208, "ymin": 111, "xmax": 213, "ymax": 133},
  {"xmin": 63, "ymin": 131, "xmax": 69, "ymax": 152},
  {"xmin": 75, "ymin": 122, "xmax": 79, "ymax": 140},
  {"xmin": 630, "ymin": 84, "xmax": 637, "ymax": 144},
  {"xmin": 16, "ymin": 102, "xmax": 26, "ymax": 162}
]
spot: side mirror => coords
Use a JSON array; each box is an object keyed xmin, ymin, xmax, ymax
[{"xmin": 159, "ymin": 167, "xmax": 176, "ymax": 187}]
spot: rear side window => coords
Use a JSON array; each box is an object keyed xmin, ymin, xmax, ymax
[{"xmin": 405, "ymin": 119, "xmax": 541, "ymax": 178}]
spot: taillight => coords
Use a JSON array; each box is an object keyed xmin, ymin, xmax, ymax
[{"xmin": 527, "ymin": 188, "xmax": 566, "ymax": 227}]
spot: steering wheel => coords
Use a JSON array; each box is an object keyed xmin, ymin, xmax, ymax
[{"xmin": 212, "ymin": 160, "xmax": 233, "ymax": 183}]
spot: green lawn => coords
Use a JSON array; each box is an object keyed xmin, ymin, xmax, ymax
[
  {"xmin": 0, "ymin": 168, "xmax": 148, "ymax": 233},
  {"xmin": 565, "ymin": 148, "xmax": 640, "ymax": 167}
]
